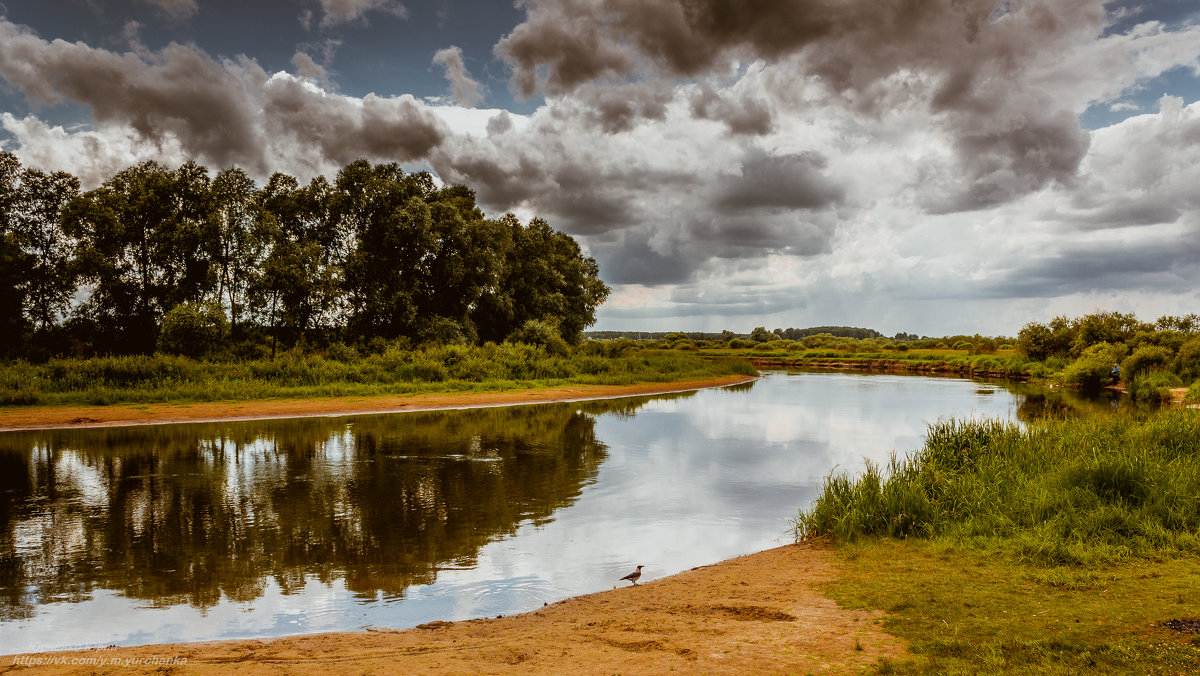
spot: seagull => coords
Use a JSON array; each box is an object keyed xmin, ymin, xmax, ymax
[{"xmin": 619, "ymin": 565, "xmax": 644, "ymax": 586}]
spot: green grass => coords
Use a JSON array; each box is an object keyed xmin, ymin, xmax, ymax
[
  {"xmin": 826, "ymin": 539, "xmax": 1200, "ymax": 674},
  {"xmin": 689, "ymin": 345, "xmax": 1037, "ymax": 377},
  {"xmin": 0, "ymin": 343, "xmax": 758, "ymax": 407},
  {"xmin": 794, "ymin": 409, "xmax": 1200, "ymax": 673},
  {"xmin": 794, "ymin": 411, "xmax": 1200, "ymax": 565}
]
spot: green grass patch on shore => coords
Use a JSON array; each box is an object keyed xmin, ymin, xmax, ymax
[
  {"xmin": 0, "ymin": 344, "xmax": 757, "ymax": 407},
  {"xmin": 794, "ymin": 411, "xmax": 1200, "ymax": 565},
  {"xmin": 796, "ymin": 409, "xmax": 1200, "ymax": 673},
  {"xmin": 826, "ymin": 539, "xmax": 1200, "ymax": 674}
]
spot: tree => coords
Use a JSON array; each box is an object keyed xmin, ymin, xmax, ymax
[
  {"xmin": 12, "ymin": 167, "xmax": 80, "ymax": 333},
  {"xmin": 749, "ymin": 326, "xmax": 774, "ymax": 343},
  {"xmin": 0, "ymin": 153, "xmax": 28, "ymax": 355},
  {"xmin": 1016, "ymin": 322, "xmax": 1053, "ymax": 361},
  {"xmin": 249, "ymin": 172, "xmax": 340, "ymax": 351},
  {"xmin": 211, "ymin": 167, "xmax": 262, "ymax": 335},
  {"xmin": 337, "ymin": 162, "xmax": 437, "ymax": 340},
  {"xmin": 475, "ymin": 216, "xmax": 609, "ymax": 344},
  {"xmin": 64, "ymin": 161, "xmax": 217, "ymax": 352},
  {"xmin": 507, "ymin": 318, "xmax": 569, "ymax": 355}
]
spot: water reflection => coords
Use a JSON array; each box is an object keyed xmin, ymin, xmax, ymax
[{"xmin": 0, "ymin": 397, "xmax": 665, "ymax": 626}]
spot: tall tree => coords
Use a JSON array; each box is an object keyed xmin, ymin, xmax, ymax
[
  {"xmin": 249, "ymin": 173, "xmax": 339, "ymax": 349},
  {"xmin": 211, "ymin": 167, "xmax": 262, "ymax": 335},
  {"xmin": 475, "ymin": 216, "xmax": 609, "ymax": 344},
  {"xmin": 12, "ymin": 167, "xmax": 81, "ymax": 332},
  {"xmin": 0, "ymin": 153, "xmax": 28, "ymax": 355},
  {"xmin": 63, "ymin": 161, "xmax": 216, "ymax": 352},
  {"xmin": 337, "ymin": 162, "xmax": 438, "ymax": 340}
]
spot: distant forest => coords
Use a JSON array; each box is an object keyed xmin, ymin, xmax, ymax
[
  {"xmin": 587, "ymin": 326, "xmax": 900, "ymax": 341},
  {"xmin": 0, "ymin": 153, "xmax": 609, "ymax": 360}
]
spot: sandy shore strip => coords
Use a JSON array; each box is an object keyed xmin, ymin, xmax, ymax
[
  {"xmin": 0, "ymin": 542, "xmax": 907, "ymax": 675},
  {"xmin": 0, "ymin": 375, "xmax": 758, "ymax": 432}
]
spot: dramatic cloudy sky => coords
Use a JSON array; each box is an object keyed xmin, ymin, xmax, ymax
[{"xmin": 1, "ymin": 0, "xmax": 1198, "ymax": 336}]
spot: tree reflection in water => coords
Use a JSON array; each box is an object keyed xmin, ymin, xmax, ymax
[{"xmin": 0, "ymin": 394, "xmax": 687, "ymax": 619}]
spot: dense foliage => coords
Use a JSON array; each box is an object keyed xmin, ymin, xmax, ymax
[
  {"xmin": 1017, "ymin": 312, "xmax": 1199, "ymax": 399},
  {"xmin": 0, "ymin": 153, "xmax": 608, "ymax": 359}
]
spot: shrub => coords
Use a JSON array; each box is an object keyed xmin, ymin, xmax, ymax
[
  {"xmin": 1127, "ymin": 369, "xmax": 1182, "ymax": 402},
  {"xmin": 416, "ymin": 316, "xmax": 474, "ymax": 345},
  {"xmin": 158, "ymin": 302, "xmax": 229, "ymax": 358},
  {"xmin": 1176, "ymin": 337, "xmax": 1200, "ymax": 381},
  {"xmin": 326, "ymin": 342, "xmax": 359, "ymax": 362},
  {"xmin": 1121, "ymin": 345, "xmax": 1173, "ymax": 383},
  {"xmin": 507, "ymin": 319, "xmax": 570, "ymax": 356},
  {"xmin": 1062, "ymin": 342, "xmax": 1126, "ymax": 390},
  {"xmin": 749, "ymin": 326, "xmax": 775, "ymax": 343}
]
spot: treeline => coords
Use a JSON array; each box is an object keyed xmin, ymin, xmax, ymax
[
  {"xmin": 586, "ymin": 326, "xmax": 888, "ymax": 341},
  {"xmin": 0, "ymin": 153, "xmax": 608, "ymax": 360},
  {"xmin": 774, "ymin": 326, "xmax": 885, "ymax": 340},
  {"xmin": 1017, "ymin": 312, "xmax": 1200, "ymax": 400}
]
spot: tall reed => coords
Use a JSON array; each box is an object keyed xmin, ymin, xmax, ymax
[{"xmin": 793, "ymin": 410, "xmax": 1200, "ymax": 564}]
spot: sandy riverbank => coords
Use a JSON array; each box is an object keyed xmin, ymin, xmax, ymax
[
  {"xmin": 0, "ymin": 374, "xmax": 756, "ymax": 431},
  {"xmin": 1, "ymin": 542, "xmax": 907, "ymax": 674}
]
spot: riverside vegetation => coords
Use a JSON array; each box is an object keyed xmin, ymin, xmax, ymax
[
  {"xmin": 793, "ymin": 408, "xmax": 1200, "ymax": 673},
  {"xmin": 636, "ymin": 311, "xmax": 1200, "ymax": 403},
  {"xmin": 0, "ymin": 343, "xmax": 757, "ymax": 408}
]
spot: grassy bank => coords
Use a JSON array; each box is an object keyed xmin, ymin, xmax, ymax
[
  {"xmin": 0, "ymin": 343, "xmax": 757, "ymax": 408},
  {"xmin": 695, "ymin": 345, "xmax": 1035, "ymax": 377},
  {"xmin": 796, "ymin": 409, "xmax": 1200, "ymax": 672}
]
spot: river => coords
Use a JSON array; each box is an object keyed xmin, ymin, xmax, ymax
[{"xmin": 0, "ymin": 371, "xmax": 1108, "ymax": 652}]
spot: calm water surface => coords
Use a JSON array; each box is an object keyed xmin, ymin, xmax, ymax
[{"xmin": 0, "ymin": 372, "xmax": 1102, "ymax": 652}]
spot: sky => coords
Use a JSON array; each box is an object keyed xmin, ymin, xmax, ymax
[{"xmin": 0, "ymin": 0, "xmax": 1198, "ymax": 337}]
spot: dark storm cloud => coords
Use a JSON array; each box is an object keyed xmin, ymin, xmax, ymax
[
  {"xmin": 690, "ymin": 214, "xmax": 835, "ymax": 257},
  {"xmin": 261, "ymin": 77, "xmax": 446, "ymax": 169},
  {"xmin": 0, "ymin": 19, "xmax": 266, "ymax": 169},
  {"xmin": 0, "ymin": 18, "xmax": 447, "ymax": 177},
  {"xmin": 591, "ymin": 231, "xmax": 695, "ymax": 285},
  {"xmin": 688, "ymin": 85, "xmax": 772, "ymax": 136},
  {"xmin": 925, "ymin": 109, "xmax": 1091, "ymax": 212},
  {"xmin": 432, "ymin": 120, "xmax": 843, "ymax": 287},
  {"xmin": 984, "ymin": 233, "xmax": 1200, "ymax": 298},
  {"xmin": 714, "ymin": 151, "xmax": 843, "ymax": 212},
  {"xmin": 498, "ymin": 0, "xmax": 1109, "ymax": 210},
  {"xmin": 570, "ymin": 81, "xmax": 673, "ymax": 133},
  {"xmin": 431, "ymin": 131, "xmax": 691, "ymax": 235}
]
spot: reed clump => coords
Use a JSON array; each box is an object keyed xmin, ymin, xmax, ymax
[{"xmin": 793, "ymin": 410, "xmax": 1200, "ymax": 565}]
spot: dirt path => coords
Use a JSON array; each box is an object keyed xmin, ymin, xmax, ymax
[
  {"xmin": 0, "ymin": 375, "xmax": 756, "ymax": 431},
  {"xmin": 1, "ymin": 543, "xmax": 907, "ymax": 674}
]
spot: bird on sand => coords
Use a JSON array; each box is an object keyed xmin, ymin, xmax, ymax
[{"xmin": 619, "ymin": 565, "xmax": 644, "ymax": 586}]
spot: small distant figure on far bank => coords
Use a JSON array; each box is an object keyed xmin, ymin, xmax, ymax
[{"xmin": 1111, "ymin": 363, "xmax": 1120, "ymax": 385}]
